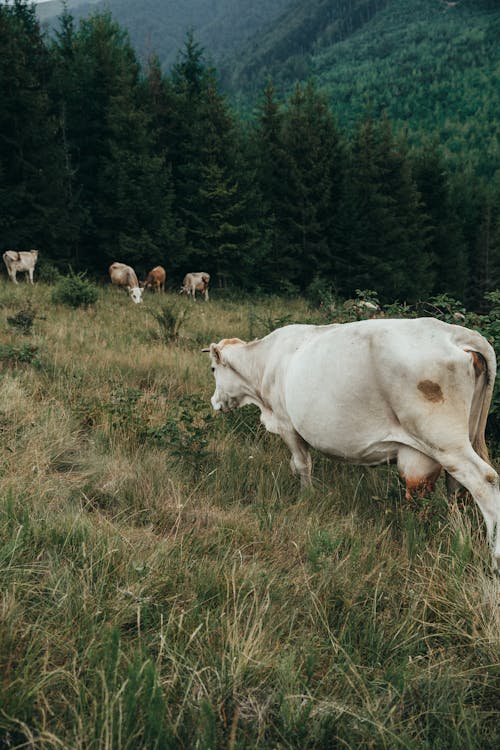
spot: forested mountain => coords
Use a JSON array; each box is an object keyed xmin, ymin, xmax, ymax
[
  {"xmin": 37, "ymin": 0, "xmax": 499, "ymax": 176},
  {"xmin": 226, "ymin": 0, "xmax": 499, "ymax": 175},
  {"xmin": 37, "ymin": 0, "xmax": 294, "ymax": 69}
]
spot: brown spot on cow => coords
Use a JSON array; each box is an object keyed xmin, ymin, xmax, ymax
[{"xmin": 417, "ymin": 380, "xmax": 444, "ymax": 403}]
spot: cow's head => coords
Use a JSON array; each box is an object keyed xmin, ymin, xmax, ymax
[
  {"xmin": 129, "ymin": 286, "xmax": 144, "ymax": 304},
  {"xmin": 203, "ymin": 338, "xmax": 247, "ymax": 412}
]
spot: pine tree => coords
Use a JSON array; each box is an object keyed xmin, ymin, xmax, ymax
[
  {"xmin": 51, "ymin": 10, "xmax": 174, "ymax": 274},
  {"xmin": 254, "ymin": 80, "xmax": 344, "ymax": 291},
  {"xmin": 168, "ymin": 34, "xmax": 259, "ymax": 287},
  {"xmin": 0, "ymin": 0, "xmax": 72, "ymax": 259},
  {"xmin": 468, "ymin": 185, "xmax": 500, "ymax": 312},
  {"xmin": 413, "ymin": 142, "xmax": 468, "ymax": 301},
  {"xmin": 251, "ymin": 80, "xmax": 290, "ymax": 290},
  {"xmin": 339, "ymin": 115, "xmax": 431, "ymax": 303}
]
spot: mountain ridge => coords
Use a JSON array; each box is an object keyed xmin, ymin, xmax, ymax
[{"xmin": 37, "ymin": 0, "xmax": 499, "ymax": 174}]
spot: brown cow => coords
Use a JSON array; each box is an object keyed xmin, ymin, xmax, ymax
[
  {"xmin": 141, "ymin": 265, "xmax": 166, "ymax": 293},
  {"xmin": 109, "ymin": 262, "xmax": 143, "ymax": 304}
]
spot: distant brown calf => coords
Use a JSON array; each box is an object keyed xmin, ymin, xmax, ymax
[{"xmin": 142, "ymin": 265, "xmax": 166, "ymax": 293}]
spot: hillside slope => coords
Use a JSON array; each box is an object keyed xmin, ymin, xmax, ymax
[
  {"xmin": 38, "ymin": 0, "xmax": 499, "ymax": 174},
  {"xmin": 38, "ymin": 0, "xmax": 294, "ymax": 69},
  {"xmin": 226, "ymin": 0, "xmax": 499, "ymax": 174}
]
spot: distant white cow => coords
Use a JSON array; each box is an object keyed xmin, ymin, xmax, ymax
[
  {"xmin": 109, "ymin": 262, "xmax": 143, "ymax": 304},
  {"xmin": 3, "ymin": 250, "xmax": 39, "ymax": 284},
  {"xmin": 180, "ymin": 272, "xmax": 210, "ymax": 301},
  {"xmin": 343, "ymin": 299, "xmax": 382, "ymax": 318},
  {"xmin": 204, "ymin": 318, "xmax": 500, "ymax": 571}
]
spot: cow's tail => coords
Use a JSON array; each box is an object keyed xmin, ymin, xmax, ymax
[{"xmin": 467, "ymin": 337, "xmax": 497, "ymax": 464}]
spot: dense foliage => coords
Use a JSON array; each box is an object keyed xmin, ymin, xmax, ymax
[{"xmin": 1, "ymin": 0, "xmax": 498, "ymax": 306}]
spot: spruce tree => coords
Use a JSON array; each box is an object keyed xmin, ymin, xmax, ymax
[
  {"xmin": 51, "ymin": 10, "xmax": 174, "ymax": 274},
  {"xmin": 281, "ymin": 82, "xmax": 344, "ymax": 289},
  {"xmin": 339, "ymin": 115, "xmax": 431, "ymax": 303},
  {"xmin": 253, "ymin": 80, "xmax": 344, "ymax": 291},
  {"xmin": 468, "ymin": 185, "xmax": 500, "ymax": 312},
  {"xmin": 169, "ymin": 34, "xmax": 259, "ymax": 287},
  {"xmin": 252, "ymin": 80, "xmax": 291, "ymax": 291},
  {"xmin": 413, "ymin": 142, "xmax": 468, "ymax": 301},
  {"xmin": 0, "ymin": 0, "xmax": 72, "ymax": 259}
]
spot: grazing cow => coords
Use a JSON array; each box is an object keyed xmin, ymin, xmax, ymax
[
  {"xmin": 180, "ymin": 272, "xmax": 210, "ymax": 301},
  {"xmin": 109, "ymin": 262, "xmax": 143, "ymax": 304},
  {"xmin": 142, "ymin": 265, "xmax": 166, "ymax": 293},
  {"xmin": 3, "ymin": 250, "xmax": 39, "ymax": 284},
  {"xmin": 204, "ymin": 318, "xmax": 500, "ymax": 571}
]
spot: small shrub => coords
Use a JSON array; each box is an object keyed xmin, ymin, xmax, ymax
[
  {"xmin": 103, "ymin": 387, "xmax": 143, "ymax": 431},
  {"xmin": 0, "ymin": 342, "xmax": 39, "ymax": 365},
  {"xmin": 6, "ymin": 306, "xmax": 38, "ymax": 335},
  {"xmin": 415, "ymin": 293, "xmax": 467, "ymax": 322},
  {"xmin": 36, "ymin": 259, "xmax": 61, "ymax": 284},
  {"xmin": 52, "ymin": 269, "xmax": 98, "ymax": 308},
  {"xmin": 148, "ymin": 301, "xmax": 189, "ymax": 342},
  {"xmin": 306, "ymin": 276, "xmax": 337, "ymax": 310},
  {"xmin": 143, "ymin": 395, "xmax": 213, "ymax": 468}
]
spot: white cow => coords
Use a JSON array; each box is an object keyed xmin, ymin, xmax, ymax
[
  {"xmin": 3, "ymin": 250, "xmax": 39, "ymax": 284},
  {"xmin": 205, "ymin": 318, "xmax": 500, "ymax": 571},
  {"xmin": 180, "ymin": 272, "xmax": 210, "ymax": 301},
  {"xmin": 109, "ymin": 262, "xmax": 143, "ymax": 303}
]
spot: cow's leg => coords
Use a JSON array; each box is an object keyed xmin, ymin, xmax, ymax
[
  {"xmin": 204, "ymin": 287, "xmax": 209, "ymax": 301},
  {"xmin": 439, "ymin": 446, "xmax": 500, "ymax": 571},
  {"xmin": 28, "ymin": 268, "xmax": 34, "ymax": 284},
  {"xmin": 281, "ymin": 430, "xmax": 312, "ymax": 488},
  {"xmin": 397, "ymin": 446, "xmax": 442, "ymax": 501},
  {"xmin": 9, "ymin": 269, "xmax": 17, "ymax": 284}
]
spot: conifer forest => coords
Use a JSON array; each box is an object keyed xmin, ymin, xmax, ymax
[{"xmin": 1, "ymin": 0, "xmax": 498, "ymax": 307}]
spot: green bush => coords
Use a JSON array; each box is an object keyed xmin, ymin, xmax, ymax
[
  {"xmin": 6, "ymin": 306, "xmax": 38, "ymax": 335},
  {"xmin": 51, "ymin": 270, "xmax": 98, "ymax": 308},
  {"xmin": 0, "ymin": 342, "xmax": 39, "ymax": 365},
  {"xmin": 148, "ymin": 301, "xmax": 189, "ymax": 342},
  {"xmin": 306, "ymin": 276, "xmax": 337, "ymax": 310},
  {"xmin": 36, "ymin": 258, "xmax": 61, "ymax": 284}
]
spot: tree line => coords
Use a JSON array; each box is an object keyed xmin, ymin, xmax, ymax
[{"xmin": 0, "ymin": 1, "xmax": 498, "ymax": 307}]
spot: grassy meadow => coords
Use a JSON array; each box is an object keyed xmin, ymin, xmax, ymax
[{"xmin": 0, "ymin": 281, "xmax": 499, "ymax": 749}]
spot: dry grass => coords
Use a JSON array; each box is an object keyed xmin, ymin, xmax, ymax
[{"xmin": 0, "ymin": 280, "xmax": 498, "ymax": 749}]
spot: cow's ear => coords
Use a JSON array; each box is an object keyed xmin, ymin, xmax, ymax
[{"xmin": 210, "ymin": 343, "xmax": 224, "ymax": 365}]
